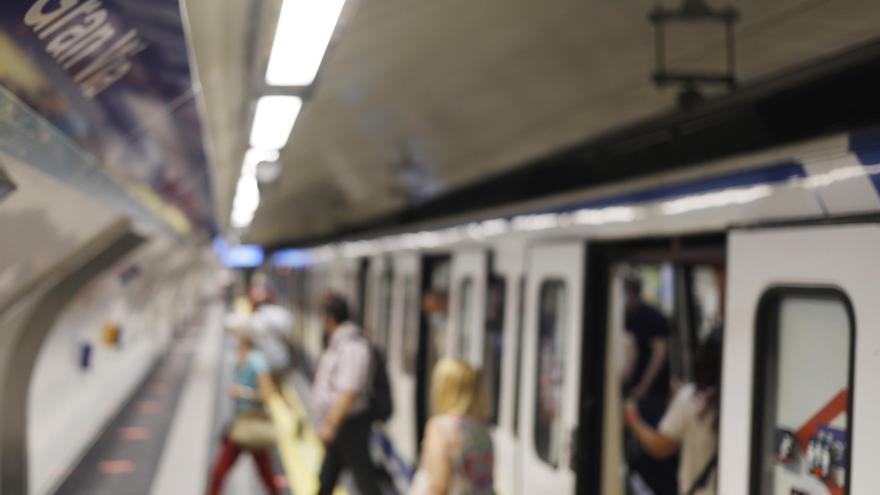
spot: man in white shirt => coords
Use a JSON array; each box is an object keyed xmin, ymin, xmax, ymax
[{"xmin": 313, "ymin": 293, "xmax": 382, "ymax": 495}]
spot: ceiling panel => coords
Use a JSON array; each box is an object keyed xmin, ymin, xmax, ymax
[{"xmin": 188, "ymin": 0, "xmax": 880, "ymax": 245}]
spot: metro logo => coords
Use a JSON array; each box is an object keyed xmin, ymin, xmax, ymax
[{"xmin": 23, "ymin": 0, "xmax": 147, "ymax": 98}]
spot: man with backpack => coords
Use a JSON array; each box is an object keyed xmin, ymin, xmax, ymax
[{"xmin": 314, "ymin": 292, "xmax": 389, "ymax": 495}]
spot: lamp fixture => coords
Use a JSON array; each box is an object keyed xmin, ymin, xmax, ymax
[{"xmin": 649, "ymin": 0, "xmax": 739, "ymax": 108}]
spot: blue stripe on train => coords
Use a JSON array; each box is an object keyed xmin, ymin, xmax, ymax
[
  {"xmin": 542, "ymin": 160, "xmax": 808, "ymax": 214},
  {"xmin": 849, "ymin": 129, "xmax": 880, "ymax": 197}
]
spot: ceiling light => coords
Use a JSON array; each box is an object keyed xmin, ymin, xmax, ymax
[
  {"xmin": 249, "ymin": 95, "xmax": 302, "ymax": 149},
  {"xmin": 265, "ymin": 0, "xmax": 347, "ymax": 86},
  {"xmin": 233, "ymin": 175, "xmax": 260, "ymax": 211},
  {"xmin": 230, "ymin": 175, "xmax": 261, "ymax": 229},
  {"xmin": 231, "ymin": 208, "xmax": 255, "ymax": 229}
]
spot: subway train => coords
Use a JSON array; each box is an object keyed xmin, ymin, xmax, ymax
[{"xmin": 273, "ymin": 129, "xmax": 880, "ymax": 495}]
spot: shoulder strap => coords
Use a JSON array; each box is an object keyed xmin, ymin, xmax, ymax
[{"xmin": 687, "ymin": 453, "xmax": 717, "ymax": 495}]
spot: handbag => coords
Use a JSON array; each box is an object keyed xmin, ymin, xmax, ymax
[
  {"xmin": 686, "ymin": 453, "xmax": 718, "ymax": 495},
  {"xmin": 229, "ymin": 409, "xmax": 276, "ymax": 449}
]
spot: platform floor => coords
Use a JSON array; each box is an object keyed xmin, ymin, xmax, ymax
[
  {"xmin": 49, "ymin": 302, "xmax": 317, "ymax": 495},
  {"xmin": 53, "ymin": 319, "xmax": 198, "ymax": 495}
]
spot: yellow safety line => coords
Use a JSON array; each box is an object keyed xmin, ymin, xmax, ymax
[{"xmin": 266, "ymin": 385, "xmax": 347, "ymax": 495}]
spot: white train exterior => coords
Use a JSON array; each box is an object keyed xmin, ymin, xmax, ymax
[{"xmin": 279, "ymin": 130, "xmax": 880, "ymax": 495}]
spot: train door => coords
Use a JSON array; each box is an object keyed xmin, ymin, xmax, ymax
[
  {"xmin": 365, "ymin": 256, "xmax": 394, "ymax": 353},
  {"xmin": 416, "ymin": 255, "xmax": 452, "ymax": 448},
  {"xmin": 355, "ymin": 258, "xmax": 369, "ymax": 327},
  {"xmin": 448, "ymin": 248, "xmax": 487, "ymax": 364},
  {"xmin": 494, "ymin": 240, "xmax": 526, "ymax": 495},
  {"xmin": 305, "ymin": 262, "xmax": 330, "ymax": 357},
  {"xmin": 363, "ymin": 258, "xmax": 379, "ymax": 341},
  {"xmin": 338, "ymin": 258, "xmax": 361, "ymax": 318},
  {"xmin": 519, "ymin": 241, "xmax": 585, "ymax": 494},
  {"xmin": 595, "ymin": 238, "xmax": 725, "ymax": 495},
  {"xmin": 386, "ymin": 252, "xmax": 421, "ymax": 472},
  {"xmin": 722, "ymin": 224, "xmax": 880, "ymax": 495}
]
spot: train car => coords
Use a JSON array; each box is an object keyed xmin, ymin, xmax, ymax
[{"xmin": 279, "ymin": 129, "xmax": 880, "ymax": 495}]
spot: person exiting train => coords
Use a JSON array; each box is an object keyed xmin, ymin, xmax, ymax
[
  {"xmin": 207, "ymin": 328, "xmax": 280, "ymax": 495},
  {"xmin": 314, "ymin": 293, "xmax": 384, "ymax": 495},
  {"xmin": 625, "ymin": 329, "xmax": 722, "ymax": 495},
  {"xmin": 621, "ymin": 273, "xmax": 676, "ymax": 494}
]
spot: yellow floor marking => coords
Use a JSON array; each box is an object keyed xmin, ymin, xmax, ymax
[{"xmin": 266, "ymin": 385, "xmax": 347, "ymax": 495}]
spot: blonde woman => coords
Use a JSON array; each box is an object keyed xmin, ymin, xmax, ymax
[{"xmin": 410, "ymin": 358, "xmax": 494, "ymax": 495}]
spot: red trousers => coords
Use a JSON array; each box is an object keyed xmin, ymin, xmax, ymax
[{"xmin": 206, "ymin": 438, "xmax": 279, "ymax": 495}]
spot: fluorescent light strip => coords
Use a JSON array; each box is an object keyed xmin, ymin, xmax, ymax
[
  {"xmin": 265, "ymin": 0, "xmax": 347, "ymax": 86},
  {"xmin": 230, "ymin": 172, "xmax": 262, "ymax": 229},
  {"xmin": 250, "ymin": 95, "xmax": 303, "ymax": 150},
  {"xmin": 230, "ymin": 148, "xmax": 279, "ymax": 229}
]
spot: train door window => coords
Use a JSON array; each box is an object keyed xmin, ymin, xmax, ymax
[
  {"xmin": 534, "ymin": 280, "xmax": 567, "ymax": 467},
  {"xmin": 402, "ymin": 276, "xmax": 418, "ymax": 375},
  {"xmin": 483, "ymin": 275, "xmax": 506, "ymax": 425},
  {"xmin": 424, "ymin": 259, "xmax": 451, "ymax": 377},
  {"xmin": 514, "ymin": 276, "xmax": 525, "ymax": 437},
  {"xmin": 753, "ymin": 289, "xmax": 853, "ymax": 495},
  {"xmin": 457, "ymin": 277, "xmax": 474, "ymax": 358},
  {"xmin": 689, "ymin": 265, "xmax": 723, "ymax": 343}
]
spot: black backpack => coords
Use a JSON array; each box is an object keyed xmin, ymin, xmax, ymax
[{"xmin": 367, "ymin": 345, "xmax": 393, "ymax": 422}]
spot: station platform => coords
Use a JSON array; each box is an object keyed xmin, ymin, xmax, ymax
[{"xmin": 49, "ymin": 301, "xmax": 357, "ymax": 495}]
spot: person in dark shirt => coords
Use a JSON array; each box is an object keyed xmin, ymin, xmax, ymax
[
  {"xmin": 621, "ymin": 273, "xmax": 676, "ymax": 494},
  {"xmin": 622, "ymin": 274, "xmax": 670, "ymax": 401}
]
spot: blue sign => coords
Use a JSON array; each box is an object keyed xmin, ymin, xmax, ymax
[
  {"xmin": 1, "ymin": 0, "xmax": 214, "ymax": 233},
  {"xmin": 213, "ymin": 237, "xmax": 265, "ymax": 268},
  {"xmin": 271, "ymin": 248, "xmax": 312, "ymax": 269}
]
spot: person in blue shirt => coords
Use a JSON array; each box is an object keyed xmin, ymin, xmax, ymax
[{"xmin": 207, "ymin": 328, "xmax": 279, "ymax": 495}]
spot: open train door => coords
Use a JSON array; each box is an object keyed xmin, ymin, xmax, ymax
[
  {"xmin": 386, "ymin": 251, "xmax": 421, "ymax": 472},
  {"xmin": 448, "ymin": 248, "xmax": 488, "ymax": 365},
  {"xmin": 520, "ymin": 241, "xmax": 585, "ymax": 494},
  {"xmin": 722, "ymin": 224, "xmax": 880, "ymax": 495}
]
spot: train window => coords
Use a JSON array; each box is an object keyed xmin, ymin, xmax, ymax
[
  {"xmin": 752, "ymin": 289, "xmax": 853, "ymax": 495},
  {"xmin": 483, "ymin": 276, "xmax": 506, "ymax": 425},
  {"xmin": 534, "ymin": 280, "xmax": 567, "ymax": 467},
  {"xmin": 457, "ymin": 277, "xmax": 474, "ymax": 358},
  {"xmin": 402, "ymin": 276, "xmax": 418, "ymax": 375},
  {"xmin": 514, "ymin": 276, "xmax": 525, "ymax": 437}
]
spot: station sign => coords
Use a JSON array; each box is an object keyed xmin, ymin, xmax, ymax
[{"xmin": 0, "ymin": 0, "xmax": 214, "ymax": 233}]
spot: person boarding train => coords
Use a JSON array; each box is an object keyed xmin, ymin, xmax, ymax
[{"xmin": 314, "ymin": 292, "xmax": 385, "ymax": 495}]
